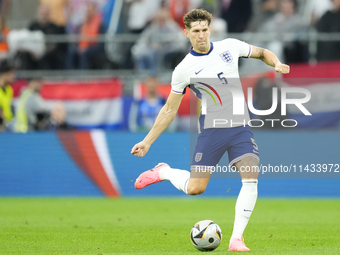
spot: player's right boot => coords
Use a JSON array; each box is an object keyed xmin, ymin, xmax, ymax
[
  {"xmin": 134, "ymin": 163, "xmax": 170, "ymax": 189},
  {"xmin": 228, "ymin": 236, "xmax": 250, "ymax": 252}
]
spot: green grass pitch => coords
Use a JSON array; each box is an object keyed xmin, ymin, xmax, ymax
[{"xmin": 0, "ymin": 198, "xmax": 339, "ymax": 255}]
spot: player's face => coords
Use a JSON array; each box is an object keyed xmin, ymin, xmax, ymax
[{"xmin": 185, "ymin": 20, "xmax": 211, "ymax": 54}]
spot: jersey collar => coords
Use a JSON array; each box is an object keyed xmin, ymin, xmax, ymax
[{"xmin": 190, "ymin": 42, "xmax": 213, "ymax": 56}]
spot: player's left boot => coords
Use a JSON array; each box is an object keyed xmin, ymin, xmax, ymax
[
  {"xmin": 134, "ymin": 163, "xmax": 170, "ymax": 189},
  {"xmin": 228, "ymin": 236, "xmax": 250, "ymax": 252}
]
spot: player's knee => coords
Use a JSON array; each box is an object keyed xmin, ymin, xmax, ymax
[{"xmin": 187, "ymin": 186, "xmax": 206, "ymax": 196}]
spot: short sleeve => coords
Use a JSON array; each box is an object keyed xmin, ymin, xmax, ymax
[
  {"xmin": 171, "ymin": 67, "xmax": 189, "ymax": 94},
  {"xmin": 228, "ymin": 39, "xmax": 252, "ymax": 58}
]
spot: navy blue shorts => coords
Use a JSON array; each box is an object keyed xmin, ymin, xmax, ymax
[{"xmin": 191, "ymin": 125, "xmax": 260, "ymax": 168}]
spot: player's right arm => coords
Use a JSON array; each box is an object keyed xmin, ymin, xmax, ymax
[{"xmin": 130, "ymin": 92, "xmax": 184, "ymax": 157}]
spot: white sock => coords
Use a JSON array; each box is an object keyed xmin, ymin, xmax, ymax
[
  {"xmin": 159, "ymin": 166, "xmax": 190, "ymax": 194},
  {"xmin": 230, "ymin": 179, "xmax": 258, "ymax": 244}
]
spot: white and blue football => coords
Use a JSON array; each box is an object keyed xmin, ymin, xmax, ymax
[{"xmin": 190, "ymin": 220, "xmax": 222, "ymax": 251}]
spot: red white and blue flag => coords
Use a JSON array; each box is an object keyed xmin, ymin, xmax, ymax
[{"xmin": 12, "ymin": 78, "xmax": 123, "ymax": 129}]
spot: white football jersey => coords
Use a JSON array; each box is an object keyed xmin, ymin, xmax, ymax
[{"xmin": 171, "ymin": 39, "xmax": 252, "ymax": 131}]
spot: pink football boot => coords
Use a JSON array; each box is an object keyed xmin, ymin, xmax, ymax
[
  {"xmin": 229, "ymin": 236, "xmax": 250, "ymax": 252},
  {"xmin": 134, "ymin": 163, "xmax": 170, "ymax": 189}
]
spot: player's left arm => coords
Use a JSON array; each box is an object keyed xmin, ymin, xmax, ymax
[{"xmin": 249, "ymin": 46, "xmax": 290, "ymax": 74}]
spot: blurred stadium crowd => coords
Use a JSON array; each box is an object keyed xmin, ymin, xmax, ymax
[{"xmin": 0, "ymin": 0, "xmax": 340, "ymax": 132}]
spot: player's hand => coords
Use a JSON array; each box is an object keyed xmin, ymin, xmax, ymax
[
  {"xmin": 131, "ymin": 141, "xmax": 150, "ymax": 157},
  {"xmin": 274, "ymin": 63, "xmax": 290, "ymax": 74}
]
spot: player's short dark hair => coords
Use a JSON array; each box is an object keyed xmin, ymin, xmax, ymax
[{"xmin": 183, "ymin": 9, "xmax": 213, "ymax": 30}]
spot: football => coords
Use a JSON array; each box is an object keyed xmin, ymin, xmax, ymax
[{"xmin": 190, "ymin": 220, "xmax": 222, "ymax": 251}]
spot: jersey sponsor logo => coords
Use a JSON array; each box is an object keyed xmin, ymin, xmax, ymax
[
  {"xmin": 195, "ymin": 152, "xmax": 203, "ymax": 162},
  {"xmin": 219, "ymin": 51, "xmax": 233, "ymax": 63},
  {"xmin": 195, "ymin": 68, "xmax": 204, "ymax": 75}
]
